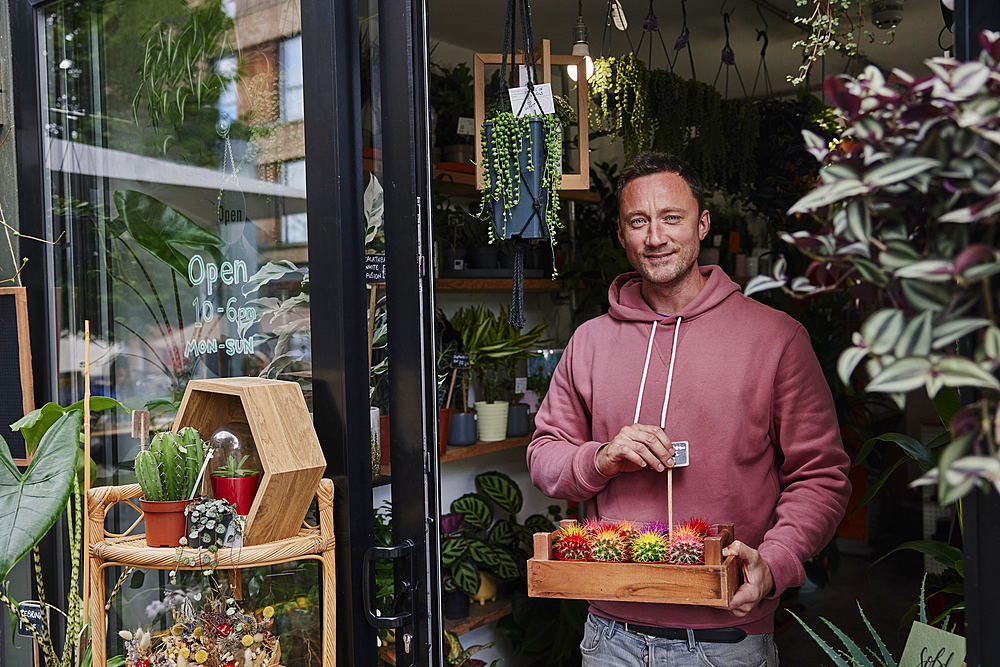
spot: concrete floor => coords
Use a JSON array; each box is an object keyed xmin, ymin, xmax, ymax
[{"xmin": 774, "ymin": 543, "xmax": 929, "ymax": 666}]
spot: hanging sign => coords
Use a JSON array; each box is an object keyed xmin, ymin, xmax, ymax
[
  {"xmin": 17, "ymin": 602, "xmax": 44, "ymax": 638},
  {"xmin": 508, "ymin": 84, "xmax": 555, "ymax": 117},
  {"xmin": 899, "ymin": 622, "xmax": 965, "ymax": 667},
  {"xmin": 366, "ymin": 253, "xmax": 386, "ymax": 284}
]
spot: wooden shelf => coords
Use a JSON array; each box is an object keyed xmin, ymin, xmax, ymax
[
  {"xmin": 440, "ymin": 435, "xmax": 531, "ymax": 462},
  {"xmin": 433, "ymin": 168, "xmax": 599, "ymax": 202},
  {"xmin": 435, "ymin": 278, "xmax": 563, "ymax": 292},
  {"xmin": 444, "ymin": 594, "xmax": 513, "ymax": 636}
]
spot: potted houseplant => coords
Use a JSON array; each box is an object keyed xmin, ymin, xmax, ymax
[
  {"xmin": 135, "ymin": 427, "xmax": 207, "ymax": 547},
  {"xmin": 495, "ymin": 315, "xmax": 549, "ymax": 437},
  {"xmin": 745, "ymin": 31, "xmax": 1000, "ymax": 508},
  {"xmin": 173, "ymin": 497, "xmax": 244, "ymax": 578},
  {"xmin": 430, "ymin": 62, "xmax": 476, "ymax": 164},
  {"xmin": 205, "ymin": 421, "xmax": 261, "ymax": 516},
  {"xmin": 438, "ymin": 309, "xmax": 478, "ymax": 447},
  {"xmin": 451, "ymin": 305, "xmax": 515, "ymax": 441}
]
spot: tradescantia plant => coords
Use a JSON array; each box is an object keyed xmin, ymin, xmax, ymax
[{"xmin": 746, "ymin": 30, "xmax": 1000, "ymax": 505}]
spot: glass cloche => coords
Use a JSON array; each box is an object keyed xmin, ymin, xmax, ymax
[{"xmin": 206, "ymin": 420, "xmax": 262, "ymax": 515}]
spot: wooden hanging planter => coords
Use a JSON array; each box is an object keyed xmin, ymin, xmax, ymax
[
  {"xmin": 473, "ymin": 39, "xmax": 590, "ymax": 192},
  {"xmin": 527, "ymin": 520, "xmax": 739, "ymax": 607},
  {"xmin": 173, "ymin": 377, "xmax": 326, "ymax": 547}
]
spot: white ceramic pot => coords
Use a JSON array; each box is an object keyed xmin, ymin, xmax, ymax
[{"xmin": 474, "ymin": 401, "xmax": 509, "ymax": 442}]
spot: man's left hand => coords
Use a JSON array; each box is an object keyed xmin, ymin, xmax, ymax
[{"xmin": 722, "ymin": 540, "xmax": 774, "ymax": 617}]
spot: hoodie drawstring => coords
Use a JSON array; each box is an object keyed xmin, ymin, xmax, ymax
[{"xmin": 633, "ymin": 316, "xmax": 683, "ymax": 428}]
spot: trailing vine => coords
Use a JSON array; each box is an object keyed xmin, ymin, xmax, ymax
[
  {"xmin": 789, "ymin": 0, "xmax": 896, "ymax": 86},
  {"xmin": 589, "ymin": 54, "xmax": 651, "ymax": 159},
  {"xmin": 478, "ymin": 111, "xmax": 564, "ymax": 270}
]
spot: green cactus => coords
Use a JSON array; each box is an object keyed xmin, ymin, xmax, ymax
[
  {"xmin": 631, "ymin": 529, "xmax": 668, "ymax": 563},
  {"xmin": 136, "ymin": 428, "xmax": 207, "ymax": 501}
]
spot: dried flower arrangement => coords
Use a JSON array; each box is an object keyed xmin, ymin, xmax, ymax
[
  {"xmin": 552, "ymin": 518, "xmax": 711, "ymax": 565},
  {"xmin": 118, "ymin": 597, "xmax": 279, "ymax": 667}
]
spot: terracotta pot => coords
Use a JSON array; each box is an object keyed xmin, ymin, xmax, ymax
[
  {"xmin": 210, "ymin": 474, "xmax": 260, "ymax": 515},
  {"xmin": 141, "ymin": 497, "xmax": 192, "ymax": 548},
  {"xmin": 438, "ymin": 408, "xmax": 452, "ymax": 456}
]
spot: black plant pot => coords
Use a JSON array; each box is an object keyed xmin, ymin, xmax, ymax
[
  {"xmin": 466, "ymin": 246, "xmax": 499, "ymax": 270},
  {"xmin": 506, "ymin": 403, "xmax": 531, "ymax": 438},
  {"xmin": 448, "ymin": 412, "xmax": 478, "ymax": 446},
  {"xmin": 443, "ymin": 589, "xmax": 470, "ymax": 620},
  {"xmin": 483, "ymin": 117, "xmax": 550, "ymax": 242},
  {"xmin": 442, "ymin": 248, "xmax": 467, "ymax": 272}
]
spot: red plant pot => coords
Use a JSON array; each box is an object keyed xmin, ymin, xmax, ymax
[
  {"xmin": 211, "ymin": 474, "xmax": 260, "ymax": 515},
  {"xmin": 141, "ymin": 497, "xmax": 193, "ymax": 548},
  {"xmin": 438, "ymin": 408, "xmax": 452, "ymax": 457}
]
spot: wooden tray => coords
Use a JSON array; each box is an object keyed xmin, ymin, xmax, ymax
[{"xmin": 527, "ymin": 521, "xmax": 739, "ymax": 607}]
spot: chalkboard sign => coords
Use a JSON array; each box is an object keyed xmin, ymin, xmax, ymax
[
  {"xmin": 450, "ymin": 353, "xmax": 471, "ymax": 369},
  {"xmin": 16, "ymin": 601, "xmax": 44, "ymax": 638},
  {"xmin": 0, "ymin": 287, "xmax": 34, "ymax": 465},
  {"xmin": 366, "ymin": 253, "xmax": 386, "ymax": 284}
]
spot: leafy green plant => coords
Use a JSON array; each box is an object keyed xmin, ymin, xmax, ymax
[
  {"xmin": 589, "ymin": 54, "xmax": 650, "ymax": 160},
  {"xmin": 441, "ymin": 471, "xmax": 558, "ymax": 596},
  {"xmin": 210, "ymin": 454, "xmax": 260, "ymax": 478},
  {"xmin": 134, "ymin": 427, "xmax": 207, "ymax": 501},
  {"xmin": 430, "ymin": 62, "xmax": 476, "ymax": 147},
  {"xmin": 746, "ymin": 32, "xmax": 1000, "ymax": 506},
  {"xmin": 1, "ymin": 397, "xmax": 128, "ymax": 667}
]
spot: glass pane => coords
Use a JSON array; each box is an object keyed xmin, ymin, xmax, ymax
[{"xmin": 39, "ymin": 0, "xmax": 319, "ymax": 663}]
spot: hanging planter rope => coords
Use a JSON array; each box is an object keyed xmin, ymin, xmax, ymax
[{"xmin": 477, "ymin": 0, "xmax": 563, "ymax": 328}]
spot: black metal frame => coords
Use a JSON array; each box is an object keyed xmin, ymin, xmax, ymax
[{"xmin": 379, "ymin": 0, "xmax": 442, "ymax": 663}]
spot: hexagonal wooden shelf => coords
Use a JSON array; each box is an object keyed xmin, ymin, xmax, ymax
[{"xmin": 174, "ymin": 377, "xmax": 326, "ymax": 546}]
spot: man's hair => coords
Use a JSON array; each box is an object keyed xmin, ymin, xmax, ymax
[{"xmin": 615, "ymin": 151, "xmax": 705, "ymax": 217}]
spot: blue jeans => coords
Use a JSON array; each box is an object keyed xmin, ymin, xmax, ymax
[{"xmin": 580, "ymin": 613, "xmax": 779, "ymax": 667}]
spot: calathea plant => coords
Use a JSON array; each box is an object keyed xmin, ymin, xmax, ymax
[
  {"xmin": 440, "ymin": 471, "xmax": 557, "ymax": 595},
  {"xmin": 747, "ymin": 31, "xmax": 1000, "ymax": 505}
]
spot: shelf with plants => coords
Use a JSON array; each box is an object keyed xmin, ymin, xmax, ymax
[
  {"xmin": 379, "ymin": 434, "xmax": 530, "ymax": 474},
  {"xmin": 444, "ymin": 593, "xmax": 512, "ymax": 635}
]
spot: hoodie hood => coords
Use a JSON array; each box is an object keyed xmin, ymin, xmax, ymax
[{"xmin": 608, "ymin": 266, "xmax": 741, "ymax": 323}]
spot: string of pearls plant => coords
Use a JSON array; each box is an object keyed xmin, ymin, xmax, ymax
[
  {"xmin": 589, "ymin": 53, "xmax": 651, "ymax": 159},
  {"xmin": 478, "ymin": 111, "xmax": 564, "ymax": 274},
  {"xmin": 789, "ymin": 0, "xmax": 896, "ymax": 86}
]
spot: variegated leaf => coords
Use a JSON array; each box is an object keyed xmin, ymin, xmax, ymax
[
  {"xmin": 866, "ymin": 358, "xmax": 933, "ymax": 394},
  {"xmin": 837, "ymin": 346, "xmax": 870, "ymax": 385},
  {"xmin": 862, "ymin": 309, "xmax": 905, "ymax": 355},
  {"xmin": 862, "ymin": 157, "xmax": 940, "ymax": 188},
  {"xmin": 932, "ymin": 318, "xmax": 992, "ymax": 349},
  {"xmin": 450, "ymin": 493, "xmax": 494, "ymax": 532},
  {"xmin": 933, "ymin": 357, "xmax": 1000, "ymax": 390},
  {"xmin": 895, "ymin": 311, "xmax": 933, "ymax": 359},
  {"xmin": 743, "ymin": 275, "xmax": 786, "ymax": 297},
  {"xmin": 788, "ymin": 179, "xmax": 869, "ymax": 215},
  {"xmin": 476, "ymin": 471, "xmax": 523, "ymax": 514}
]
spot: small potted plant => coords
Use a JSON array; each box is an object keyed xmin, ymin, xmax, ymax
[
  {"xmin": 135, "ymin": 427, "xmax": 207, "ymax": 547},
  {"xmin": 171, "ymin": 497, "xmax": 244, "ymax": 579},
  {"xmin": 451, "ymin": 305, "xmax": 511, "ymax": 441},
  {"xmin": 496, "ymin": 315, "xmax": 549, "ymax": 438},
  {"xmin": 206, "ymin": 421, "xmax": 261, "ymax": 516}
]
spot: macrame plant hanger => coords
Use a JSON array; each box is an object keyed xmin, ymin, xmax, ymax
[
  {"xmin": 635, "ymin": 0, "xmax": 674, "ymax": 70},
  {"xmin": 751, "ymin": 4, "xmax": 774, "ymax": 98},
  {"xmin": 713, "ymin": 3, "xmax": 747, "ymax": 98},
  {"xmin": 496, "ymin": 0, "xmax": 547, "ymax": 328},
  {"xmin": 600, "ymin": 0, "xmax": 634, "ymax": 58},
  {"xmin": 672, "ymin": 0, "xmax": 696, "ymax": 80}
]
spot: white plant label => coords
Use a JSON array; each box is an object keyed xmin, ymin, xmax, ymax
[
  {"xmin": 508, "ymin": 84, "xmax": 555, "ymax": 117},
  {"xmin": 514, "ymin": 377, "xmax": 528, "ymax": 394},
  {"xmin": 456, "ymin": 117, "xmax": 476, "ymax": 136},
  {"xmin": 672, "ymin": 441, "xmax": 689, "ymax": 467}
]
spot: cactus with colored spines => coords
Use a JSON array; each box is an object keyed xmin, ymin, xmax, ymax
[
  {"xmin": 590, "ymin": 526, "xmax": 628, "ymax": 562},
  {"xmin": 666, "ymin": 524, "xmax": 705, "ymax": 564},
  {"xmin": 630, "ymin": 528, "xmax": 668, "ymax": 563},
  {"xmin": 553, "ymin": 524, "xmax": 591, "ymax": 561},
  {"xmin": 135, "ymin": 427, "xmax": 207, "ymax": 501}
]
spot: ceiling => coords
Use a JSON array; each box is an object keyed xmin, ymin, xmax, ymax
[{"xmin": 427, "ymin": 0, "xmax": 953, "ymax": 99}]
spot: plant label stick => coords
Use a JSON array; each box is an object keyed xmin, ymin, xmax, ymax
[{"xmin": 667, "ymin": 442, "xmax": 689, "ymax": 532}]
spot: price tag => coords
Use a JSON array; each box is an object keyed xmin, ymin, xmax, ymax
[
  {"xmin": 672, "ymin": 441, "xmax": 689, "ymax": 467},
  {"xmin": 508, "ymin": 84, "xmax": 555, "ymax": 117},
  {"xmin": 17, "ymin": 602, "xmax": 44, "ymax": 638},
  {"xmin": 365, "ymin": 253, "xmax": 386, "ymax": 284},
  {"xmin": 514, "ymin": 377, "xmax": 527, "ymax": 394},
  {"xmin": 450, "ymin": 353, "xmax": 471, "ymax": 369},
  {"xmin": 456, "ymin": 117, "xmax": 476, "ymax": 136},
  {"xmin": 899, "ymin": 622, "xmax": 965, "ymax": 667}
]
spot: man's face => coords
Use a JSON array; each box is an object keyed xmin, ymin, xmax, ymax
[{"xmin": 617, "ymin": 171, "xmax": 710, "ymax": 289}]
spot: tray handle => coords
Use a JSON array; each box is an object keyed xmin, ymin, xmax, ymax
[{"xmin": 704, "ymin": 523, "xmax": 734, "ymax": 566}]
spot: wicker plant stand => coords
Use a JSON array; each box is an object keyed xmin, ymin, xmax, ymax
[{"xmin": 87, "ymin": 479, "xmax": 336, "ymax": 667}]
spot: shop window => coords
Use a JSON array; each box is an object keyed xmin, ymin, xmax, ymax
[{"xmin": 280, "ymin": 35, "xmax": 304, "ymax": 123}]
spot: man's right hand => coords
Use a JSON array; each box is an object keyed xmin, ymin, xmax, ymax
[{"xmin": 596, "ymin": 424, "xmax": 675, "ymax": 475}]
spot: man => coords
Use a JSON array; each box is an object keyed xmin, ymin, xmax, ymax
[{"xmin": 526, "ymin": 152, "xmax": 851, "ymax": 666}]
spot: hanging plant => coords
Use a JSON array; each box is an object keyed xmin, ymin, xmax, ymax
[
  {"xmin": 478, "ymin": 111, "xmax": 563, "ymax": 258},
  {"xmin": 589, "ymin": 53, "xmax": 651, "ymax": 159}
]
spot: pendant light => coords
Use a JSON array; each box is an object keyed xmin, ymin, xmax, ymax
[{"xmin": 567, "ymin": 0, "xmax": 594, "ymax": 81}]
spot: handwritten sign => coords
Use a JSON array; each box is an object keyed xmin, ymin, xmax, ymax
[
  {"xmin": 17, "ymin": 601, "xmax": 44, "ymax": 638},
  {"xmin": 366, "ymin": 253, "xmax": 386, "ymax": 284},
  {"xmin": 508, "ymin": 84, "xmax": 555, "ymax": 117},
  {"xmin": 184, "ymin": 253, "xmax": 258, "ymax": 359},
  {"xmin": 899, "ymin": 622, "xmax": 965, "ymax": 667},
  {"xmin": 450, "ymin": 353, "xmax": 471, "ymax": 369}
]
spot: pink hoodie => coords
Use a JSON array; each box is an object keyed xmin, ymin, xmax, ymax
[{"xmin": 527, "ymin": 266, "xmax": 851, "ymax": 634}]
